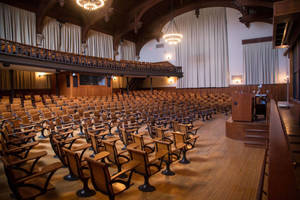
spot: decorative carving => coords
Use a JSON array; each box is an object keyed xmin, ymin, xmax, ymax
[
  {"xmin": 81, "ymin": 43, "xmax": 88, "ymax": 55},
  {"xmin": 36, "ymin": 34, "xmax": 44, "ymax": 47},
  {"xmin": 58, "ymin": 0, "xmax": 64, "ymax": 7}
]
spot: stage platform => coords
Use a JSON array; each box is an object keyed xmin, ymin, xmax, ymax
[{"xmin": 226, "ymin": 117, "xmax": 269, "ymax": 141}]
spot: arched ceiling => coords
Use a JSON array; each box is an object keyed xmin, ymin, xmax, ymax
[{"xmin": 0, "ymin": 0, "xmax": 280, "ymax": 55}]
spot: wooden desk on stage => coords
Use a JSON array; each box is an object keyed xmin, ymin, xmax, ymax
[
  {"xmin": 226, "ymin": 93, "xmax": 268, "ymax": 141},
  {"xmin": 231, "ymin": 93, "xmax": 253, "ymax": 122}
]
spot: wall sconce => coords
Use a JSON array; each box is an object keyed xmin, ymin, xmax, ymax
[
  {"xmin": 165, "ymin": 53, "xmax": 172, "ymax": 60},
  {"xmin": 36, "ymin": 72, "xmax": 46, "ymax": 77},
  {"xmin": 112, "ymin": 76, "xmax": 117, "ymax": 81},
  {"xmin": 72, "ymin": 73, "xmax": 76, "ymax": 76},
  {"xmin": 168, "ymin": 77, "xmax": 175, "ymax": 84},
  {"xmin": 231, "ymin": 75, "xmax": 243, "ymax": 84}
]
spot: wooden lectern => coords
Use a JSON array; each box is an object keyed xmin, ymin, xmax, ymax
[{"xmin": 232, "ymin": 93, "xmax": 254, "ymax": 122}]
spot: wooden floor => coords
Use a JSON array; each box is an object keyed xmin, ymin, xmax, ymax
[{"xmin": 0, "ymin": 114, "xmax": 265, "ymax": 200}]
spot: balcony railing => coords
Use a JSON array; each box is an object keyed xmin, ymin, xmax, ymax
[{"xmin": 0, "ymin": 39, "xmax": 183, "ymax": 77}]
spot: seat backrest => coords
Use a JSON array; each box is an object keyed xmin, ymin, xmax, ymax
[
  {"xmin": 63, "ymin": 148, "xmax": 81, "ymax": 177},
  {"xmin": 86, "ymin": 157, "xmax": 113, "ymax": 195},
  {"xmin": 179, "ymin": 125, "xmax": 188, "ymax": 134},
  {"xmin": 88, "ymin": 133, "xmax": 101, "ymax": 153},
  {"xmin": 132, "ymin": 134, "xmax": 144, "ymax": 150},
  {"xmin": 127, "ymin": 147, "xmax": 148, "ymax": 175},
  {"xmin": 173, "ymin": 132, "xmax": 185, "ymax": 149},
  {"xmin": 119, "ymin": 128, "xmax": 130, "ymax": 146},
  {"xmin": 102, "ymin": 141, "xmax": 118, "ymax": 164}
]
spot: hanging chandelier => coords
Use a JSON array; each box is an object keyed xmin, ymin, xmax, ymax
[
  {"xmin": 162, "ymin": 0, "xmax": 182, "ymax": 45},
  {"xmin": 162, "ymin": 19, "xmax": 183, "ymax": 45},
  {"xmin": 76, "ymin": 0, "xmax": 105, "ymax": 11}
]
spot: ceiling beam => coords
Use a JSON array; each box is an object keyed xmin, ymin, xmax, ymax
[
  {"xmin": 239, "ymin": 12, "xmax": 273, "ymax": 27},
  {"xmin": 36, "ymin": 0, "xmax": 57, "ymax": 34},
  {"xmin": 236, "ymin": 0, "xmax": 274, "ymax": 9},
  {"xmin": 113, "ymin": 0, "xmax": 163, "ymax": 52},
  {"xmin": 80, "ymin": 1, "xmax": 114, "ymax": 43}
]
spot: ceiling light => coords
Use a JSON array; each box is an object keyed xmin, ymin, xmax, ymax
[
  {"xmin": 162, "ymin": 0, "xmax": 183, "ymax": 45},
  {"xmin": 76, "ymin": 0, "xmax": 105, "ymax": 11}
]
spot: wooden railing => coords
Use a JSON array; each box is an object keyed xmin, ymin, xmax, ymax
[
  {"xmin": 267, "ymin": 100, "xmax": 298, "ymax": 200},
  {"xmin": 0, "ymin": 39, "xmax": 183, "ymax": 77}
]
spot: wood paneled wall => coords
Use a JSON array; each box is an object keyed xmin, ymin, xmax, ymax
[
  {"xmin": 154, "ymin": 84, "xmax": 287, "ymax": 101},
  {"xmin": 58, "ymin": 72, "xmax": 112, "ymax": 97}
]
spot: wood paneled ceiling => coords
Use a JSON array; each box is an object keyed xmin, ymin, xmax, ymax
[{"xmin": 0, "ymin": 0, "xmax": 281, "ymax": 54}]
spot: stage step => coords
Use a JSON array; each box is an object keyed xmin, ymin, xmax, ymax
[
  {"xmin": 245, "ymin": 135, "xmax": 267, "ymax": 140},
  {"xmin": 244, "ymin": 129, "xmax": 268, "ymax": 148},
  {"xmin": 244, "ymin": 141, "xmax": 267, "ymax": 148}
]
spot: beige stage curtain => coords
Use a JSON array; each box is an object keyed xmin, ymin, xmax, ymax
[
  {"xmin": 243, "ymin": 42, "xmax": 279, "ymax": 84},
  {"xmin": 42, "ymin": 17, "xmax": 60, "ymax": 51},
  {"xmin": 0, "ymin": 3, "xmax": 36, "ymax": 45},
  {"xmin": 86, "ymin": 30, "xmax": 114, "ymax": 58},
  {"xmin": 169, "ymin": 8, "xmax": 229, "ymax": 88},
  {"xmin": 0, "ymin": 69, "xmax": 11, "ymax": 90},
  {"xmin": 35, "ymin": 74, "xmax": 51, "ymax": 89},
  {"xmin": 13, "ymin": 70, "xmax": 51, "ymax": 89},
  {"xmin": 60, "ymin": 23, "xmax": 82, "ymax": 54},
  {"xmin": 119, "ymin": 40, "xmax": 136, "ymax": 60}
]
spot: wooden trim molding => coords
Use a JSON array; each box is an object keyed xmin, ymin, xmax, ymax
[{"xmin": 242, "ymin": 36, "xmax": 273, "ymax": 45}]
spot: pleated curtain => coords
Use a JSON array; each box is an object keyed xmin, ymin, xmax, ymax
[
  {"xmin": 243, "ymin": 42, "xmax": 279, "ymax": 84},
  {"xmin": 168, "ymin": 8, "xmax": 229, "ymax": 88},
  {"xmin": 42, "ymin": 17, "xmax": 60, "ymax": 51},
  {"xmin": 60, "ymin": 23, "xmax": 82, "ymax": 54},
  {"xmin": 86, "ymin": 30, "xmax": 114, "ymax": 58},
  {"xmin": 119, "ymin": 40, "xmax": 136, "ymax": 60},
  {"xmin": 0, "ymin": 69, "xmax": 11, "ymax": 90},
  {"xmin": 0, "ymin": 3, "xmax": 36, "ymax": 45},
  {"xmin": 11, "ymin": 70, "xmax": 51, "ymax": 89}
]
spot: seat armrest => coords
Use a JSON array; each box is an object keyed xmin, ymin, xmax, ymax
[
  {"xmin": 172, "ymin": 131, "xmax": 185, "ymax": 136},
  {"xmin": 63, "ymin": 136, "xmax": 80, "ymax": 143},
  {"xmin": 127, "ymin": 143, "xmax": 139, "ymax": 149},
  {"xmin": 7, "ymin": 141, "xmax": 39, "ymax": 152},
  {"xmin": 7, "ymin": 151, "xmax": 47, "ymax": 166},
  {"xmin": 71, "ymin": 143, "xmax": 91, "ymax": 152},
  {"xmin": 93, "ymin": 151, "xmax": 110, "ymax": 161},
  {"xmin": 16, "ymin": 162, "xmax": 62, "ymax": 183},
  {"xmin": 153, "ymin": 139, "xmax": 172, "ymax": 145},
  {"xmin": 110, "ymin": 160, "xmax": 139, "ymax": 180},
  {"xmin": 105, "ymin": 137, "xmax": 119, "ymax": 143}
]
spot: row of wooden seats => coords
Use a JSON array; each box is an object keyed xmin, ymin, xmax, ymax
[
  {"xmin": 0, "ymin": 90, "xmax": 210, "ymax": 199},
  {"xmin": 0, "ymin": 121, "xmax": 62, "ymax": 200}
]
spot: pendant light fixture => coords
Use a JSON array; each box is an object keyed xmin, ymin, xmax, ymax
[{"xmin": 162, "ymin": 0, "xmax": 183, "ymax": 45}]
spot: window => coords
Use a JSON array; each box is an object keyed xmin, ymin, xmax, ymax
[
  {"xmin": 66, "ymin": 75, "xmax": 70, "ymax": 88},
  {"xmin": 80, "ymin": 75, "xmax": 106, "ymax": 86},
  {"xmin": 73, "ymin": 75, "xmax": 78, "ymax": 87}
]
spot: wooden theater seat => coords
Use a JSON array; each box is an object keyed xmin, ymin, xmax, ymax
[
  {"xmin": 63, "ymin": 148, "xmax": 96, "ymax": 197},
  {"xmin": 102, "ymin": 139, "xmax": 130, "ymax": 176},
  {"xmin": 2, "ymin": 156, "xmax": 62, "ymax": 200},
  {"xmin": 86, "ymin": 156, "xmax": 138, "ymax": 200},
  {"xmin": 126, "ymin": 146, "xmax": 166, "ymax": 192}
]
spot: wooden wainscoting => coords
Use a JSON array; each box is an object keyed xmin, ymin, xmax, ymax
[
  {"xmin": 154, "ymin": 84, "xmax": 287, "ymax": 101},
  {"xmin": 58, "ymin": 72, "xmax": 112, "ymax": 97}
]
